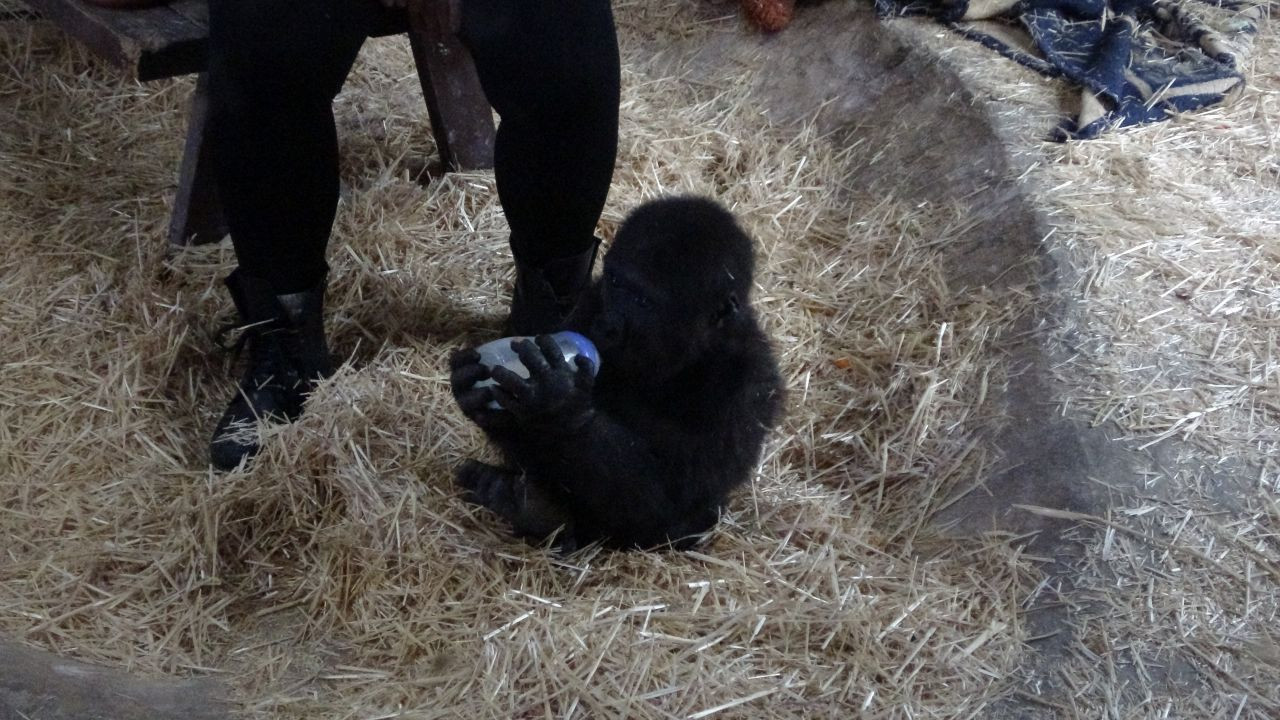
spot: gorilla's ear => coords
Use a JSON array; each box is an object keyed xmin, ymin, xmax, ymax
[{"xmin": 714, "ymin": 293, "xmax": 741, "ymax": 327}]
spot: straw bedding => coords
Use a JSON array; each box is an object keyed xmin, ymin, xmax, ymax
[{"xmin": 0, "ymin": 1, "xmax": 1275, "ymax": 718}]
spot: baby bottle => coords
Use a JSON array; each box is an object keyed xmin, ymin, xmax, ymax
[{"xmin": 474, "ymin": 331, "xmax": 600, "ymax": 408}]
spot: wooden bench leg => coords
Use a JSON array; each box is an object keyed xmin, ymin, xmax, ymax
[
  {"xmin": 168, "ymin": 72, "xmax": 228, "ymax": 246},
  {"xmin": 406, "ymin": 6, "xmax": 495, "ymax": 172}
]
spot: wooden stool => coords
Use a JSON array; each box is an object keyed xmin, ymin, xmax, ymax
[{"xmin": 17, "ymin": 0, "xmax": 496, "ymax": 245}]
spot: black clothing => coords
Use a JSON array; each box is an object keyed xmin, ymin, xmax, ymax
[{"xmin": 207, "ymin": 0, "xmax": 621, "ymax": 294}]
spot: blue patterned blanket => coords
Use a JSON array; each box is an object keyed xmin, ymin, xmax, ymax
[{"xmin": 875, "ymin": 0, "xmax": 1268, "ymax": 138}]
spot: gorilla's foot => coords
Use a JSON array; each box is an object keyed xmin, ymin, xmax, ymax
[
  {"xmin": 456, "ymin": 460, "xmax": 522, "ymax": 516},
  {"xmin": 456, "ymin": 460, "xmax": 576, "ymax": 549}
]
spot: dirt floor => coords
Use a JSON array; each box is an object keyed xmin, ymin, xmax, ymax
[{"xmin": 1, "ymin": 1, "xmax": 1277, "ymax": 719}]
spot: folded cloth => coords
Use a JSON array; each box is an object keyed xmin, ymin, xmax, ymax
[{"xmin": 875, "ymin": 0, "xmax": 1266, "ymax": 139}]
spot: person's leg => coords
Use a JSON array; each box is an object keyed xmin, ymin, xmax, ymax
[
  {"xmin": 458, "ymin": 0, "xmax": 621, "ymax": 332},
  {"xmin": 208, "ymin": 0, "xmax": 378, "ymax": 293},
  {"xmin": 205, "ymin": 0, "xmax": 378, "ymax": 469}
]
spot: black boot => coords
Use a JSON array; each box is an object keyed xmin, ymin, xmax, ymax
[
  {"xmin": 209, "ymin": 270, "xmax": 333, "ymax": 470},
  {"xmin": 508, "ymin": 242, "xmax": 599, "ymax": 335}
]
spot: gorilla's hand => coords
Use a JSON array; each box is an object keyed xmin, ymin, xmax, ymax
[
  {"xmin": 449, "ymin": 349, "xmax": 516, "ymax": 436},
  {"xmin": 489, "ymin": 335, "xmax": 595, "ymax": 435}
]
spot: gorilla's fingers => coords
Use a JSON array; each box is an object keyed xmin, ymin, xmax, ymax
[
  {"xmin": 455, "ymin": 386, "xmax": 494, "ymax": 413},
  {"xmin": 450, "ymin": 362, "xmax": 491, "ymax": 394},
  {"xmin": 477, "ymin": 411, "xmax": 516, "ymax": 433},
  {"xmin": 534, "ymin": 334, "xmax": 570, "ymax": 371},
  {"xmin": 457, "ymin": 387, "xmax": 515, "ymax": 431},
  {"xmin": 489, "ymin": 385, "xmax": 519, "ymax": 413},
  {"xmin": 512, "ymin": 338, "xmax": 554, "ymax": 377},
  {"xmin": 573, "ymin": 355, "xmax": 596, "ymax": 390},
  {"xmin": 449, "ymin": 348, "xmax": 482, "ymax": 371},
  {"xmin": 491, "ymin": 366, "xmax": 534, "ymax": 402}
]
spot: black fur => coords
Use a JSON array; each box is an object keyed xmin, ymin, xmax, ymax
[{"xmin": 450, "ymin": 197, "xmax": 784, "ymax": 550}]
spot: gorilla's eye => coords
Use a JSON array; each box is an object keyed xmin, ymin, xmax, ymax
[{"xmin": 607, "ymin": 269, "xmax": 654, "ymax": 309}]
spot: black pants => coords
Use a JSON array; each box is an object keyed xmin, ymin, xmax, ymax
[{"xmin": 207, "ymin": 0, "xmax": 620, "ymax": 294}]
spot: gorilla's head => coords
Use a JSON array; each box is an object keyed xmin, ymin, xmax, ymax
[{"xmin": 590, "ymin": 197, "xmax": 755, "ymax": 385}]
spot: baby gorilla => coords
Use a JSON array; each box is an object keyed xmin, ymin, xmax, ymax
[{"xmin": 450, "ymin": 196, "xmax": 783, "ymax": 550}]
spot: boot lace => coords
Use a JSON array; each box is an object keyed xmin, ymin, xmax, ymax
[{"xmin": 214, "ymin": 317, "xmax": 303, "ymax": 395}]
